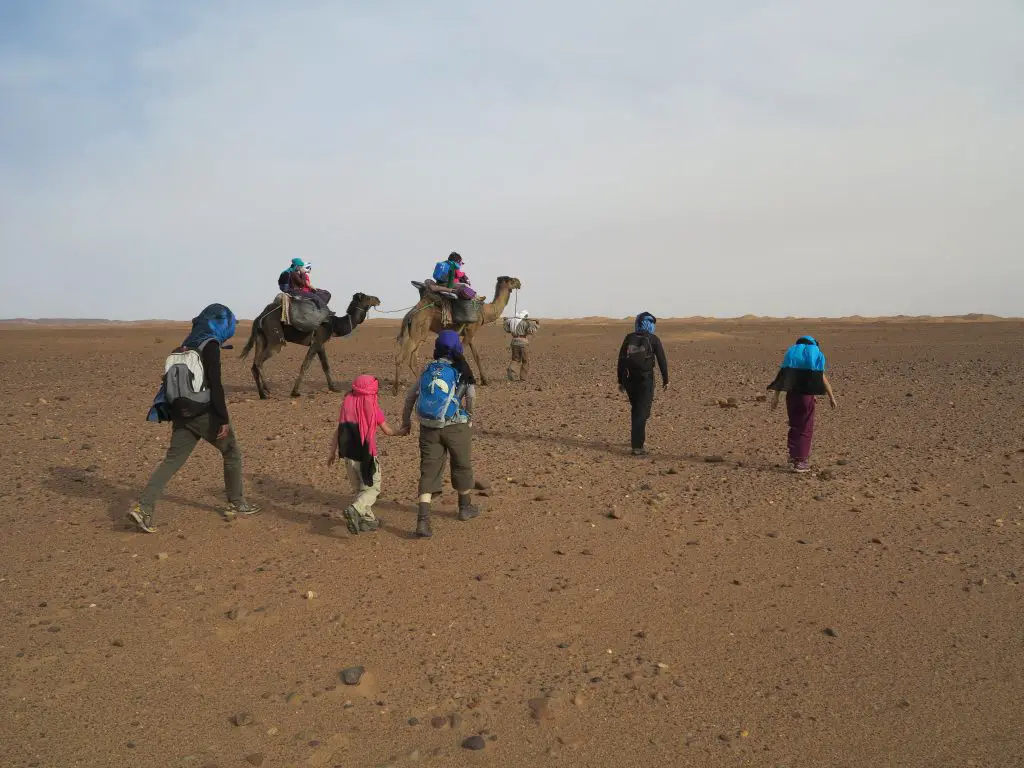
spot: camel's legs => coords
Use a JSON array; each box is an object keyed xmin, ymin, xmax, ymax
[
  {"xmin": 291, "ymin": 344, "xmax": 321, "ymax": 397},
  {"xmin": 317, "ymin": 346, "xmax": 341, "ymax": 392},
  {"xmin": 251, "ymin": 332, "xmax": 273, "ymax": 400},
  {"xmin": 465, "ymin": 335, "xmax": 488, "ymax": 386}
]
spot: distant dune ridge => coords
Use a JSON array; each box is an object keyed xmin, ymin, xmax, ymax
[{"xmin": 1, "ymin": 313, "xmax": 1017, "ymax": 327}]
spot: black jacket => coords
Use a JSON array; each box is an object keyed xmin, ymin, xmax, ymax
[{"xmin": 617, "ymin": 331, "xmax": 669, "ymax": 388}]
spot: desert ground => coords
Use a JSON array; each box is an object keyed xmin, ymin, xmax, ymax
[{"xmin": 1, "ymin": 317, "xmax": 1022, "ymax": 768}]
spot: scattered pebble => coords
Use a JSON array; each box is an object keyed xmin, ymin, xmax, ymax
[
  {"xmin": 431, "ymin": 716, "xmax": 449, "ymax": 729},
  {"xmin": 232, "ymin": 711, "xmax": 254, "ymax": 727},
  {"xmin": 823, "ymin": 627, "xmax": 839, "ymax": 638},
  {"xmin": 608, "ymin": 507, "xmax": 624, "ymax": 520},
  {"xmin": 407, "ymin": 717, "xmax": 419, "ymax": 726},
  {"xmin": 156, "ymin": 552, "xmax": 169, "ymax": 561},
  {"xmin": 245, "ymin": 754, "xmax": 265, "ymax": 767},
  {"xmin": 340, "ymin": 666, "xmax": 365, "ymax": 686},
  {"xmin": 461, "ymin": 735, "xmax": 486, "ymax": 751}
]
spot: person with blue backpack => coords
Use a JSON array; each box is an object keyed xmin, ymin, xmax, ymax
[
  {"xmin": 401, "ymin": 330, "xmax": 480, "ymax": 538},
  {"xmin": 128, "ymin": 304, "xmax": 260, "ymax": 533}
]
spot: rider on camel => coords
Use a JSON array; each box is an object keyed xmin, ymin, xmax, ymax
[
  {"xmin": 278, "ymin": 258, "xmax": 330, "ymax": 310},
  {"xmin": 428, "ymin": 252, "xmax": 476, "ymax": 300}
]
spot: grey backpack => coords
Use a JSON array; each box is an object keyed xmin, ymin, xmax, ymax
[{"xmin": 163, "ymin": 340, "xmax": 213, "ymax": 418}]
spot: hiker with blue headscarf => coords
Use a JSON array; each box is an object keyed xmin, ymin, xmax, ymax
[
  {"xmin": 128, "ymin": 304, "xmax": 260, "ymax": 533},
  {"xmin": 617, "ymin": 312, "xmax": 669, "ymax": 456},
  {"xmin": 401, "ymin": 330, "xmax": 480, "ymax": 538},
  {"xmin": 767, "ymin": 335, "xmax": 838, "ymax": 473}
]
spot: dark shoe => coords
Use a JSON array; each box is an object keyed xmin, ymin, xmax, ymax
[
  {"xmin": 342, "ymin": 506, "xmax": 360, "ymax": 535},
  {"xmin": 127, "ymin": 503, "xmax": 156, "ymax": 534},
  {"xmin": 415, "ymin": 503, "xmax": 433, "ymax": 538},
  {"xmin": 358, "ymin": 517, "xmax": 380, "ymax": 533},
  {"xmin": 457, "ymin": 496, "xmax": 480, "ymax": 522}
]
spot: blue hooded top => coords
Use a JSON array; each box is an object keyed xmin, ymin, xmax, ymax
[
  {"xmin": 147, "ymin": 304, "xmax": 237, "ymax": 422},
  {"xmin": 180, "ymin": 303, "xmax": 237, "ymax": 350},
  {"xmin": 767, "ymin": 336, "xmax": 827, "ymax": 395},
  {"xmin": 635, "ymin": 312, "xmax": 656, "ymax": 335}
]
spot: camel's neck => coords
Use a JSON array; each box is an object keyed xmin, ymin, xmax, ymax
[{"xmin": 489, "ymin": 282, "xmax": 512, "ymax": 313}]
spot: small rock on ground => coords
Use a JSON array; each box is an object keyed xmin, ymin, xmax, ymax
[
  {"xmin": 461, "ymin": 735, "xmax": 486, "ymax": 751},
  {"xmin": 340, "ymin": 666, "xmax": 365, "ymax": 685},
  {"xmin": 232, "ymin": 711, "xmax": 254, "ymax": 727},
  {"xmin": 245, "ymin": 754, "xmax": 265, "ymax": 767}
]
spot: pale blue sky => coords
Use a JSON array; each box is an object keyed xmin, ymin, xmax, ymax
[{"xmin": 1, "ymin": 0, "xmax": 1022, "ymax": 319}]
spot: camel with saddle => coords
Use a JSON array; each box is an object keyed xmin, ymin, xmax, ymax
[
  {"xmin": 241, "ymin": 290, "xmax": 380, "ymax": 399},
  {"xmin": 394, "ymin": 275, "xmax": 522, "ymax": 394}
]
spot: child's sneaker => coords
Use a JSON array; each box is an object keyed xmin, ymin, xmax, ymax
[
  {"xmin": 126, "ymin": 503, "xmax": 156, "ymax": 533},
  {"xmin": 341, "ymin": 506, "xmax": 361, "ymax": 535},
  {"xmin": 793, "ymin": 460, "xmax": 811, "ymax": 473}
]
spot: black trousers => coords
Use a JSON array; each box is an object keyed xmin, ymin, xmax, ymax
[{"xmin": 626, "ymin": 376, "xmax": 655, "ymax": 450}]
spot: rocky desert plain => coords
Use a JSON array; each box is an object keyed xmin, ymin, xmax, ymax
[{"xmin": 1, "ymin": 316, "xmax": 1021, "ymax": 768}]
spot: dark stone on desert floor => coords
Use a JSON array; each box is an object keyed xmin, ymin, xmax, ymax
[
  {"xmin": 245, "ymin": 754, "xmax": 265, "ymax": 767},
  {"xmin": 462, "ymin": 735, "xmax": 486, "ymax": 750},
  {"xmin": 232, "ymin": 711, "xmax": 254, "ymax": 727},
  {"xmin": 340, "ymin": 666, "xmax": 365, "ymax": 685},
  {"xmin": 408, "ymin": 717, "xmax": 419, "ymax": 726},
  {"xmin": 431, "ymin": 716, "xmax": 449, "ymax": 729},
  {"xmin": 823, "ymin": 627, "xmax": 839, "ymax": 638},
  {"xmin": 474, "ymin": 479, "xmax": 491, "ymax": 491},
  {"xmin": 111, "ymin": 639, "xmax": 124, "ymax": 647},
  {"xmin": 837, "ymin": 458, "xmax": 850, "ymax": 465}
]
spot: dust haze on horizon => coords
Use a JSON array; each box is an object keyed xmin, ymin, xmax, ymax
[{"xmin": 1, "ymin": 1, "xmax": 1022, "ymax": 322}]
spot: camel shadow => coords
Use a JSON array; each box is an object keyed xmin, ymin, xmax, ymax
[{"xmin": 45, "ymin": 467, "xmax": 222, "ymax": 529}]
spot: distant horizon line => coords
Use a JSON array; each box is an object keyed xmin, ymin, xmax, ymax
[{"xmin": 1, "ymin": 313, "xmax": 1020, "ymax": 326}]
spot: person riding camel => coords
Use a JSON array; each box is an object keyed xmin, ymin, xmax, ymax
[
  {"xmin": 278, "ymin": 258, "xmax": 330, "ymax": 311},
  {"xmin": 428, "ymin": 252, "xmax": 476, "ymax": 300}
]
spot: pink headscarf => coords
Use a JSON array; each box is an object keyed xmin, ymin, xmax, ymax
[{"xmin": 340, "ymin": 375, "xmax": 380, "ymax": 456}]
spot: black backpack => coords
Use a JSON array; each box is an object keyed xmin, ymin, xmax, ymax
[{"xmin": 624, "ymin": 333, "xmax": 655, "ymax": 374}]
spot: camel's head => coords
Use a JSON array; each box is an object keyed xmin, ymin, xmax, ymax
[
  {"xmin": 496, "ymin": 276, "xmax": 522, "ymax": 292},
  {"xmin": 345, "ymin": 293, "xmax": 381, "ymax": 326}
]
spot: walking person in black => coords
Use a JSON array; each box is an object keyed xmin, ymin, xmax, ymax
[{"xmin": 617, "ymin": 311, "xmax": 669, "ymax": 456}]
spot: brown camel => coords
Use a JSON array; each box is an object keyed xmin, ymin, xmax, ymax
[
  {"xmin": 393, "ymin": 276, "xmax": 522, "ymax": 393},
  {"xmin": 240, "ymin": 292, "xmax": 380, "ymax": 399}
]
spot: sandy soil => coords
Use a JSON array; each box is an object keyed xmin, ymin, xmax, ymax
[{"xmin": 1, "ymin": 318, "xmax": 1022, "ymax": 768}]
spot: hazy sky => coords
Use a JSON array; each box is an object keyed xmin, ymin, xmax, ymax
[{"xmin": 1, "ymin": 0, "xmax": 1022, "ymax": 320}]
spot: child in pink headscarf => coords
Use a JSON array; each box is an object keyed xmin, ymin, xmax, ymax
[{"xmin": 327, "ymin": 375, "xmax": 408, "ymax": 534}]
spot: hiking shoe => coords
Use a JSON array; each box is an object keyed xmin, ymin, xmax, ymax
[
  {"xmin": 631, "ymin": 447, "xmax": 648, "ymax": 456},
  {"xmin": 793, "ymin": 460, "xmax": 811, "ymax": 474},
  {"xmin": 358, "ymin": 517, "xmax": 380, "ymax": 533},
  {"xmin": 224, "ymin": 500, "xmax": 261, "ymax": 520},
  {"xmin": 341, "ymin": 506, "xmax": 360, "ymax": 535},
  {"xmin": 416, "ymin": 503, "xmax": 433, "ymax": 538},
  {"xmin": 457, "ymin": 501, "xmax": 480, "ymax": 522},
  {"xmin": 126, "ymin": 504, "xmax": 156, "ymax": 534}
]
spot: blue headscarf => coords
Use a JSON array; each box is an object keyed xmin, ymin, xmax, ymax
[
  {"xmin": 781, "ymin": 336, "xmax": 826, "ymax": 372},
  {"xmin": 434, "ymin": 329, "xmax": 463, "ymax": 359},
  {"xmin": 180, "ymin": 303, "xmax": 237, "ymax": 350},
  {"xmin": 635, "ymin": 312, "xmax": 656, "ymax": 335}
]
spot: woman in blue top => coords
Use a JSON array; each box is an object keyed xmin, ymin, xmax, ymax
[{"xmin": 767, "ymin": 336, "xmax": 838, "ymax": 473}]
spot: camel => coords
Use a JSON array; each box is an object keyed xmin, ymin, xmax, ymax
[
  {"xmin": 240, "ymin": 292, "xmax": 380, "ymax": 399},
  {"xmin": 393, "ymin": 276, "xmax": 522, "ymax": 394}
]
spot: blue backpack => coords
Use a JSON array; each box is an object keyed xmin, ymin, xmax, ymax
[
  {"xmin": 417, "ymin": 360, "xmax": 462, "ymax": 426},
  {"xmin": 432, "ymin": 260, "xmax": 453, "ymax": 284}
]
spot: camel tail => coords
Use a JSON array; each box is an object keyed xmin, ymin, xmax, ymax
[{"xmin": 239, "ymin": 333, "xmax": 255, "ymax": 359}]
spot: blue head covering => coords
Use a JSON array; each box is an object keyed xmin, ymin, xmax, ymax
[
  {"xmin": 434, "ymin": 329, "xmax": 463, "ymax": 359},
  {"xmin": 635, "ymin": 312, "xmax": 656, "ymax": 334},
  {"xmin": 180, "ymin": 303, "xmax": 237, "ymax": 350},
  {"xmin": 781, "ymin": 336, "xmax": 826, "ymax": 372}
]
